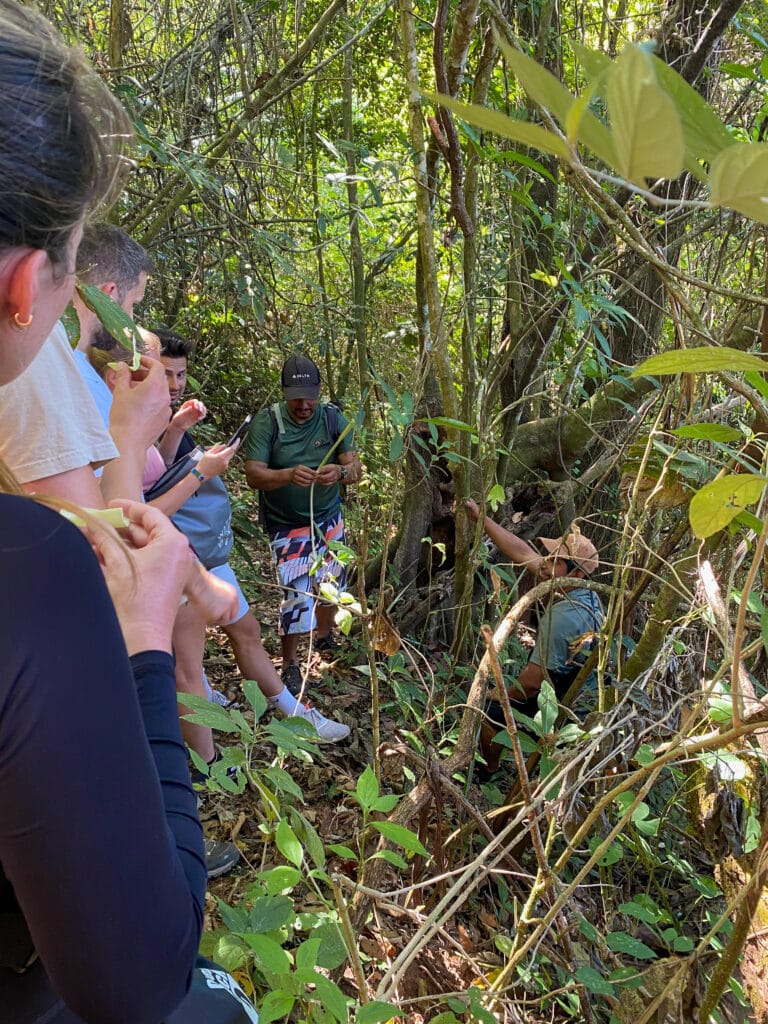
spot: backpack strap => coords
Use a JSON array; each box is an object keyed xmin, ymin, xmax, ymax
[{"xmin": 323, "ymin": 401, "xmax": 341, "ymax": 444}]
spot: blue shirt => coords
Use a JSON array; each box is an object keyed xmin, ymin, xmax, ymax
[
  {"xmin": 531, "ymin": 586, "xmax": 604, "ymax": 680},
  {"xmin": 72, "ymin": 349, "xmax": 113, "ymax": 428}
]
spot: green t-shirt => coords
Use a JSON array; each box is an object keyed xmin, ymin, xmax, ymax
[{"xmin": 245, "ymin": 402, "xmax": 353, "ymax": 529}]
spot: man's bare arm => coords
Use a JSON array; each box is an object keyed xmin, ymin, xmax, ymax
[{"xmin": 465, "ymin": 498, "xmax": 543, "ymax": 575}]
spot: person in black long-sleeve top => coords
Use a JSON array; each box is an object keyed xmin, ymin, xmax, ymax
[{"xmin": 0, "ymin": 495, "xmax": 206, "ymax": 1023}]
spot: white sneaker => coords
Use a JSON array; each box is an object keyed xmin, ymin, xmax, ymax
[{"xmin": 291, "ymin": 702, "xmax": 350, "ymax": 743}]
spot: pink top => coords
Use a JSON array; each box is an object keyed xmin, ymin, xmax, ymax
[{"xmin": 143, "ymin": 445, "xmax": 166, "ymax": 493}]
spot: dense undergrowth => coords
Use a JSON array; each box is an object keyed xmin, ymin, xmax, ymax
[{"xmin": 185, "ymin": 493, "xmax": 764, "ymax": 1024}]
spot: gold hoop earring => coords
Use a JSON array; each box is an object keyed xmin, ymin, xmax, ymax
[{"xmin": 11, "ymin": 312, "xmax": 33, "ymax": 330}]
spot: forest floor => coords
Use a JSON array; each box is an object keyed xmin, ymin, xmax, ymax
[{"xmin": 197, "ymin": 535, "xmax": 506, "ymax": 1020}]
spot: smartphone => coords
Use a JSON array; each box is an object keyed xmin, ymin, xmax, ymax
[{"xmin": 227, "ymin": 414, "xmax": 253, "ymax": 448}]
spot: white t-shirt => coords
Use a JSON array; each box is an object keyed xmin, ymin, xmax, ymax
[{"xmin": 0, "ymin": 321, "xmax": 117, "ymax": 483}]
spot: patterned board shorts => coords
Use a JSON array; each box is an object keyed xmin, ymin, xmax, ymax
[{"xmin": 268, "ymin": 510, "xmax": 347, "ymax": 636}]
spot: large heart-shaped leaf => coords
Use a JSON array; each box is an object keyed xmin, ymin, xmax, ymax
[
  {"xmin": 689, "ymin": 474, "xmax": 766, "ymax": 538},
  {"xmin": 709, "ymin": 143, "xmax": 768, "ymax": 224},
  {"xmin": 607, "ymin": 45, "xmax": 684, "ymax": 182}
]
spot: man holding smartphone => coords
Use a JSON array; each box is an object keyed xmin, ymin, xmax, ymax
[{"xmin": 156, "ymin": 330, "xmax": 350, "ymax": 744}]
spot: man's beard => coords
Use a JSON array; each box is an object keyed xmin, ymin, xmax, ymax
[{"xmin": 91, "ymin": 324, "xmax": 121, "ymax": 353}]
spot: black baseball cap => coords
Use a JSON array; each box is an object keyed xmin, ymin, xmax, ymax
[{"xmin": 281, "ymin": 354, "xmax": 321, "ymax": 400}]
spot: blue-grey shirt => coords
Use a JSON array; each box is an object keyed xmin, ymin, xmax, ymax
[{"xmin": 531, "ymin": 586, "xmax": 604, "ymax": 680}]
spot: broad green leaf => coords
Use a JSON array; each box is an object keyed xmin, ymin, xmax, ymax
[
  {"xmin": 327, "ymin": 843, "xmax": 358, "ymax": 860},
  {"xmin": 635, "ymin": 816, "xmax": 660, "ymax": 836},
  {"xmin": 261, "ymin": 866, "xmax": 302, "ymax": 894},
  {"xmin": 668, "ymin": 424, "xmax": 743, "ymax": 442},
  {"xmin": 745, "ymin": 370, "xmax": 768, "ymax": 402},
  {"xmin": 689, "ymin": 474, "xmax": 766, "ymax": 538},
  {"xmin": 249, "ymin": 895, "xmax": 294, "ymax": 934},
  {"xmin": 609, "ymin": 966, "xmax": 645, "ymax": 988},
  {"xmin": 575, "ymin": 966, "xmax": 615, "ymax": 996},
  {"xmin": 217, "ymin": 898, "xmax": 249, "ymax": 933},
  {"xmin": 294, "ymin": 968, "xmax": 349, "ymax": 1021},
  {"xmin": 356, "ymin": 1001, "xmax": 402, "ymax": 1024},
  {"xmin": 497, "ymin": 43, "xmax": 574, "ymax": 123},
  {"xmin": 356, "ymin": 764, "xmax": 380, "ymax": 810},
  {"xmin": 633, "ymin": 346, "xmax": 768, "ymax": 377},
  {"xmin": 607, "ymin": 45, "xmax": 684, "ymax": 182},
  {"xmin": 242, "ymin": 933, "xmax": 292, "ymax": 975},
  {"xmin": 213, "ymin": 933, "xmax": 249, "ymax": 973},
  {"xmin": 76, "ymin": 282, "xmax": 143, "ymax": 367},
  {"xmin": 577, "ymin": 914, "xmax": 599, "ymax": 942},
  {"xmin": 672, "ymin": 935, "xmax": 696, "ymax": 953},
  {"xmin": 368, "ymin": 848, "xmax": 408, "ymax": 870},
  {"xmin": 572, "ymin": 40, "xmax": 612, "ymax": 82},
  {"xmin": 176, "ymin": 693, "xmax": 241, "ymax": 733},
  {"xmin": 275, "ymin": 819, "xmax": 303, "ymax": 867},
  {"xmin": 498, "ymin": 42, "xmax": 617, "ymax": 164},
  {"xmin": 370, "ymin": 821, "xmax": 429, "ymax": 857},
  {"xmin": 312, "ymin": 923, "xmax": 349, "ymax": 970},
  {"xmin": 372, "ymin": 794, "xmax": 400, "ymax": 812},
  {"xmin": 296, "ymin": 937, "xmax": 322, "ymax": 970},
  {"xmin": 710, "ymin": 143, "xmax": 768, "ymax": 224},
  {"xmin": 651, "ymin": 56, "xmax": 731, "ymax": 166},
  {"xmin": 258, "ymin": 990, "xmax": 295, "ymax": 1024},
  {"xmin": 605, "ymin": 930, "xmax": 657, "ymax": 959},
  {"xmin": 422, "ymin": 416, "xmax": 476, "ymax": 432},
  {"xmin": 535, "ymin": 678, "xmax": 558, "ymax": 736},
  {"xmin": 242, "ymin": 679, "xmax": 268, "ymax": 720},
  {"xmin": 487, "ymin": 483, "xmax": 506, "ymax": 509},
  {"xmin": 590, "ymin": 837, "xmax": 623, "ymax": 866},
  {"xmin": 432, "ymin": 94, "xmax": 570, "ymax": 160},
  {"xmin": 619, "ymin": 901, "xmax": 661, "ymax": 925},
  {"xmin": 291, "ymin": 811, "xmax": 326, "ymax": 868}
]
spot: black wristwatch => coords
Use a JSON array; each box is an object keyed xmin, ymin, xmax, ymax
[{"xmin": 339, "ymin": 466, "xmax": 348, "ymax": 481}]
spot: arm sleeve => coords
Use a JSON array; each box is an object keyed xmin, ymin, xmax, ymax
[
  {"xmin": 337, "ymin": 410, "xmax": 354, "ymax": 455},
  {"xmin": 244, "ymin": 409, "xmax": 272, "ymax": 463},
  {"xmin": 0, "ymin": 495, "xmax": 205, "ymax": 1024},
  {"xmin": 0, "ymin": 323, "xmax": 117, "ymax": 482}
]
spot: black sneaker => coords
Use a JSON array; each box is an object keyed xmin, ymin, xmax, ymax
[
  {"xmin": 205, "ymin": 839, "xmax": 240, "ymax": 879},
  {"xmin": 190, "ymin": 750, "xmax": 239, "ymax": 787},
  {"xmin": 315, "ymin": 634, "xmax": 340, "ymax": 655},
  {"xmin": 281, "ymin": 663, "xmax": 304, "ymax": 696}
]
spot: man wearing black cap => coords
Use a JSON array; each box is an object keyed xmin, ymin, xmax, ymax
[{"xmin": 245, "ymin": 355, "xmax": 362, "ymax": 693}]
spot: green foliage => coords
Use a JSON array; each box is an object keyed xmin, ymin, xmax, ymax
[
  {"xmin": 607, "ymin": 45, "xmax": 684, "ymax": 181},
  {"xmin": 446, "ymin": 37, "xmax": 768, "ymax": 223},
  {"xmin": 689, "ymin": 474, "xmax": 767, "ymax": 538}
]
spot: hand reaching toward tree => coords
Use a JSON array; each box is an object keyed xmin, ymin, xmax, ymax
[{"xmin": 465, "ymin": 498, "xmax": 480, "ymax": 521}]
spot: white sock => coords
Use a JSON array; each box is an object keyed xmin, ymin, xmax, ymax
[{"xmin": 269, "ymin": 686, "xmax": 301, "ymax": 716}]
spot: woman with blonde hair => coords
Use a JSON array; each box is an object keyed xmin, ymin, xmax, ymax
[{"xmin": 0, "ymin": 3, "xmax": 256, "ymax": 1021}]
